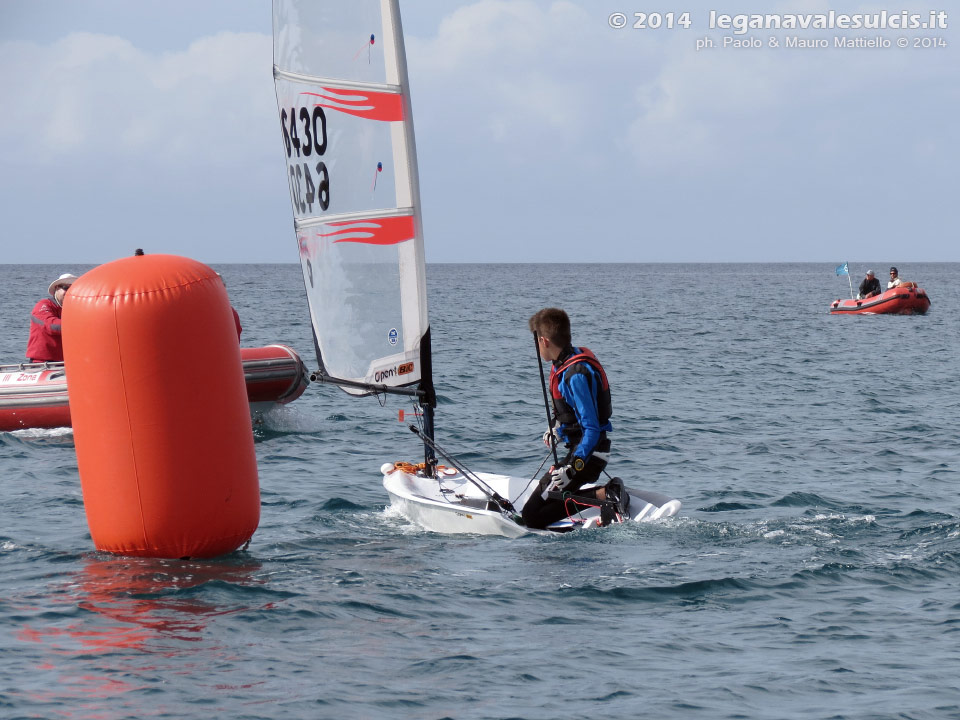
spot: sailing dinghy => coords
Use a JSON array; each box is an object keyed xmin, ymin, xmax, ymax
[
  {"xmin": 382, "ymin": 462, "xmax": 681, "ymax": 537},
  {"xmin": 272, "ymin": 0, "xmax": 680, "ymax": 535}
]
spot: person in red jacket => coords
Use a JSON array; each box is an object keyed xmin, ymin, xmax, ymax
[{"xmin": 26, "ymin": 273, "xmax": 77, "ymax": 362}]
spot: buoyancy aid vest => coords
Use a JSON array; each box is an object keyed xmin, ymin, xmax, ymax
[{"xmin": 549, "ymin": 347, "xmax": 612, "ymax": 443}]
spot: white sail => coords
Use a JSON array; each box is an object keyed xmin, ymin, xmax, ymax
[{"xmin": 272, "ymin": 0, "xmax": 430, "ymax": 396}]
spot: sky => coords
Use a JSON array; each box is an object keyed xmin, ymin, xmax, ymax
[{"xmin": 0, "ymin": 0, "xmax": 956, "ymax": 264}]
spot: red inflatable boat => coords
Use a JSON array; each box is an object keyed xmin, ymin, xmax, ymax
[
  {"xmin": 0, "ymin": 344, "xmax": 309, "ymax": 432},
  {"xmin": 829, "ymin": 285, "xmax": 931, "ymax": 315}
]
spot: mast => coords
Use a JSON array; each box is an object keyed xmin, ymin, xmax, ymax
[
  {"xmin": 419, "ymin": 327, "xmax": 436, "ymax": 468},
  {"xmin": 383, "ymin": 0, "xmax": 436, "ymax": 464}
]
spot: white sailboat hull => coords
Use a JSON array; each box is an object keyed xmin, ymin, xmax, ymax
[{"xmin": 382, "ymin": 465, "xmax": 681, "ymax": 537}]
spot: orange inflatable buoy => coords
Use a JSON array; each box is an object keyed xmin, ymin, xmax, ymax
[{"xmin": 62, "ymin": 254, "xmax": 260, "ymax": 558}]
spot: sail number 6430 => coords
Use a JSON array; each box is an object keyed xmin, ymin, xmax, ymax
[{"xmin": 281, "ymin": 105, "xmax": 330, "ymax": 214}]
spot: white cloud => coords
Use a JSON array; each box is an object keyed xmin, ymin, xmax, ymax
[
  {"xmin": 0, "ymin": 0, "xmax": 955, "ymax": 263},
  {"xmin": 623, "ymin": 13, "xmax": 952, "ymax": 173},
  {"xmin": 407, "ymin": 1, "xmax": 620, "ymax": 150},
  {"xmin": 0, "ymin": 31, "xmax": 274, "ymax": 168}
]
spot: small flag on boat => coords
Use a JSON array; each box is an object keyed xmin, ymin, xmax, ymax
[
  {"xmin": 835, "ymin": 262, "xmax": 849, "ymax": 276},
  {"xmin": 371, "ymin": 161, "xmax": 382, "ymax": 191}
]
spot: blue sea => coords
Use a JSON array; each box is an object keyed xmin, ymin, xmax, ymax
[{"xmin": 1, "ymin": 262, "xmax": 959, "ymax": 720}]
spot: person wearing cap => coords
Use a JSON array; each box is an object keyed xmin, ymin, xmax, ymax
[
  {"xmin": 857, "ymin": 270, "xmax": 881, "ymax": 299},
  {"xmin": 887, "ymin": 266, "xmax": 902, "ymax": 289},
  {"xmin": 25, "ymin": 273, "xmax": 77, "ymax": 363}
]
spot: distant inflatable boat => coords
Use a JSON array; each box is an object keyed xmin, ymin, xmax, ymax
[
  {"xmin": 0, "ymin": 344, "xmax": 309, "ymax": 432},
  {"xmin": 830, "ymin": 286, "xmax": 931, "ymax": 315}
]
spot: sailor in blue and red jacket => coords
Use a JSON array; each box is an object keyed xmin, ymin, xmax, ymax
[
  {"xmin": 522, "ymin": 307, "xmax": 627, "ymax": 529},
  {"xmin": 26, "ymin": 273, "xmax": 77, "ymax": 363}
]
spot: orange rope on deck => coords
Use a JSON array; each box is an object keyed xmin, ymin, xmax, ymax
[{"xmin": 393, "ymin": 461, "xmax": 451, "ymax": 475}]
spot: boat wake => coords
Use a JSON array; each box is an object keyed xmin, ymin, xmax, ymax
[
  {"xmin": 1, "ymin": 426, "xmax": 74, "ymax": 446},
  {"xmin": 254, "ymin": 405, "xmax": 325, "ymax": 435}
]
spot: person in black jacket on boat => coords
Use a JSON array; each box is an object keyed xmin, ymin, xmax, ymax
[
  {"xmin": 857, "ymin": 270, "xmax": 881, "ymax": 299},
  {"xmin": 522, "ymin": 308, "xmax": 628, "ymax": 529}
]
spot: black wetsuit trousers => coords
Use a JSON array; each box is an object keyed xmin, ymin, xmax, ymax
[{"xmin": 521, "ymin": 443, "xmax": 609, "ymax": 530}]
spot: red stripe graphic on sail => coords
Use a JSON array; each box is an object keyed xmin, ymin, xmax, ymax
[
  {"xmin": 303, "ymin": 87, "xmax": 403, "ymax": 122},
  {"xmin": 320, "ymin": 216, "xmax": 415, "ymax": 246}
]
